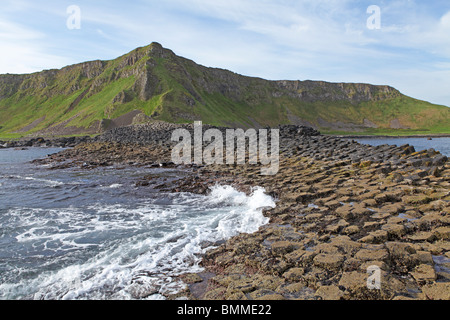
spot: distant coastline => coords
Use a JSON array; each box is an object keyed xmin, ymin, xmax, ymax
[{"xmin": 333, "ymin": 134, "xmax": 450, "ymax": 139}]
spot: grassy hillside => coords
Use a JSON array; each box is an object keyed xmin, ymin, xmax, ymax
[{"xmin": 0, "ymin": 42, "xmax": 449, "ymax": 139}]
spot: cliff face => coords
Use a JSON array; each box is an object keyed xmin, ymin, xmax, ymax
[
  {"xmin": 274, "ymin": 80, "xmax": 401, "ymax": 103},
  {"xmin": 0, "ymin": 42, "xmax": 448, "ymax": 137}
]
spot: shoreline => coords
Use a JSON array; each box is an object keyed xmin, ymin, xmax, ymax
[
  {"xmin": 332, "ymin": 134, "xmax": 450, "ymax": 139},
  {"xmin": 2, "ymin": 131, "xmax": 450, "ymax": 149},
  {"xmin": 31, "ymin": 123, "xmax": 450, "ymax": 300}
]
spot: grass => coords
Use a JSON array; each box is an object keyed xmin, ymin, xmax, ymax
[
  {"xmin": 0, "ymin": 132, "xmax": 27, "ymax": 140},
  {"xmin": 321, "ymin": 128, "xmax": 450, "ymax": 136}
]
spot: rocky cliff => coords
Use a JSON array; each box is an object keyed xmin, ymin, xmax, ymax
[{"xmin": 0, "ymin": 42, "xmax": 448, "ymax": 137}]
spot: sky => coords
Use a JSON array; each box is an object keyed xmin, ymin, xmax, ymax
[{"xmin": 1, "ymin": 0, "xmax": 450, "ymax": 107}]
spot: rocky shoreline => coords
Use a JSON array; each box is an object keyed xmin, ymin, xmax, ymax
[
  {"xmin": 0, "ymin": 136, "xmax": 91, "ymax": 149},
  {"xmin": 334, "ymin": 134, "xmax": 450, "ymax": 139},
  {"xmin": 31, "ymin": 122, "xmax": 450, "ymax": 300}
]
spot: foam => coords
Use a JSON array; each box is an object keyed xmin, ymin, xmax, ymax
[
  {"xmin": 0, "ymin": 185, "xmax": 275, "ymax": 300},
  {"xmin": 23, "ymin": 176, "xmax": 64, "ymax": 187}
]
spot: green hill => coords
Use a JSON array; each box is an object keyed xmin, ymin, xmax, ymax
[{"xmin": 0, "ymin": 42, "xmax": 449, "ymax": 138}]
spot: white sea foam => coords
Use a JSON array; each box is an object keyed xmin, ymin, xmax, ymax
[
  {"xmin": 0, "ymin": 185, "xmax": 275, "ymax": 300},
  {"xmin": 23, "ymin": 176, "xmax": 64, "ymax": 187}
]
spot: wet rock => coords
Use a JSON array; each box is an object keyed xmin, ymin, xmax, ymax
[
  {"xmin": 252, "ymin": 275, "xmax": 285, "ymax": 291},
  {"xmin": 271, "ymin": 241, "xmax": 302, "ymax": 256},
  {"xmin": 402, "ymin": 195, "xmax": 432, "ymax": 205},
  {"xmin": 360, "ymin": 230, "xmax": 388, "ymax": 244},
  {"xmin": 313, "ymin": 243, "xmax": 340, "ymax": 255},
  {"xmin": 214, "ymin": 252, "xmax": 235, "ymax": 267},
  {"xmin": 386, "ymin": 242, "xmax": 419, "ymax": 272},
  {"xmin": 421, "ymin": 283, "xmax": 450, "ymax": 300},
  {"xmin": 227, "ymin": 278, "xmax": 256, "ymax": 294},
  {"xmin": 315, "ymin": 285, "xmax": 344, "ymax": 300},
  {"xmin": 378, "ymin": 203, "xmax": 405, "ymax": 215},
  {"xmin": 254, "ymin": 293, "xmax": 286, "ymax": 300},
  {"xmin": 127, "ymin": 281, "xmax": 160, "ymax": 299},
  {"xmin": 351, "ymin": 204, "xmax": 373, "ymax": 217},
  {"xmin": 203, "ymin": 287, "xmax": 226, "ymax": 300},
  {"xmin": 415, "ymin": 251, "xmax": 434, "ymax": 265},
  {"xmin": 363, "ymin": 221, "xmax": 381, "ymax": 231},
  {"xmin": 355, "ymin": 248, "xmax": 389, "ymax": 262},
  {"xmin": 433, "ymin": 226, "xmax": 450, "ymax": 240},
  {"xmin": 329, "ymin": 236, "xmax": 362, "ymax": 255},
  {"xmin": 282, "ymin": 268, "xmax": 305, "ymax": 281},
  {"xmin": 180, "ymin": 273, "xmax": 203, "ymax": 284},
  {"xmin": 285, "ymin": 249, "xmax": 307, "ymax": 266},
  {"xmin": 410, "ymin": 264, "xmax": 436, "ymax": 284},
  {"xmin": 335, "ymin": 204, "xmax": 354, "ymax": 220},
  {"xmin": 407, "ymin": 231, "xmax": 437, "ymax": 243},
  {"xmin": 338, "ymin": 271, "xmax": 378, "ymax": 300},
  {"xmin": 417, "ymin": 214, "xmax": 450, "ymax": 231},
  {"xmin": 323, "ymin": 200, "xmax": 341, "ymax": 209},
  {"xmin": 344, "ymin": 225, "xmax": 360, "ymax": 235},
  {"xmin": 381, "ymin": 223, "xmax": 406, "ymax": 239},
  {"xmin": 313, "ymin": 253, "xmax": 345, "ymax": 270}
]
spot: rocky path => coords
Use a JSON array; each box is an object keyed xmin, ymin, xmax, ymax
[{"xmin": 184, "ymin": 149, "xmax": 449, "ymax": 300}]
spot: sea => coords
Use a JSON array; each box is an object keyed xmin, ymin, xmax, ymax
[
  {"xmin": 0, "ymin": 148, "xmax": 275, "ymax": 300},
  {"xmin": 352, "ymin": 137, "xmax": 450, "ymax": 157}
]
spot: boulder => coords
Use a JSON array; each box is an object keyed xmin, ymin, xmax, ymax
[
  {"xmin": 421, "ymin": 283, "xmax": 450, "ymax": 300},
  {"xmin": 433, "ymin": 226, "xmax": 450, "ymax": 240},
  {"xmin": 386, "ymin": 242, "xmax": 419, "ymax": 272},
  {"xmin": 378, "ymin": 203, "xmax": 405, "ymax": 215},
  {"xmin": 254, "ymin": 293, "xmax": 286, "ymax": 300},
  {"xmin": 355, "ymin": 248, "xmax": 389, "ymax": 262},
  {"xmin": 282, "ymin": 268, "xmax": 305, "ymax": 281},
  {"xmin": 407, "ymin": 231, "xmax": 437, "ymax": 242},
  {"xmin": 338, "ymin": 271, "xmax": 378, "ymax": 299},
  {"xmin": 335, "ymin": 204, "xmax": 354, "ymax": 220},
  {"xmin": 359, "ymin": 230, "xmax": 388, "ymax": 244},
  {"xmin": 381, "ymin": 223, "xmax": 406, "ymax": 239},
  {"xmin": 410, "ymin": 264, "xmax": 436, "ymax": 284},
  {"xmin": 271, "ymin": 241, "xmax": 302, "ymax": 256},
  {"xmin": 313, "ymin": 253, "xmax": 345, "ymax": 270},
  {"xmin": 315, "ymin": 285, "xmax": 344, "ymax": 300}
]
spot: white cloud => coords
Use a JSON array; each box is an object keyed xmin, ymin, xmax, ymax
[
  {"xmin": 0, "ymin": 0, "xmax": 448, "ymax": 106},
  {"xmin": 0, "ymin": 20, "xmax": 44, "ymax": 40},
  {"xmin": 0, "ymin": 18, "xmax": 70, "ymax": 73}
]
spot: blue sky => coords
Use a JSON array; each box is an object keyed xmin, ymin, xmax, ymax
[{"xmin": 1, "ymin": 0, "xmax": 450, "ymax": 107}]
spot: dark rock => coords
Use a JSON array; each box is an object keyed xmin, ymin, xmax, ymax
[
  {"xmin": 432, "ymin": 155, "xmax": 448, "ymax": 166},
  {"xmin": 401, "ymin": 145, "xmax": 416, "ymax": 155},
  {"xmin": 410, "ymin": 159, "xmax": 423, "ymax": 167}
]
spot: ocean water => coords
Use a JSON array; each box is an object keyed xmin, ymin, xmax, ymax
[
  {"xmin": 0, "ymin": 148, "xmax": 275, "ymax": 300},
  {"xmin": 352, "ymin": 137, "xmax": 450, "ymax": 157}
]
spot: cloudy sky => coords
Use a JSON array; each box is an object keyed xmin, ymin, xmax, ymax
[{"xmin": 1, "ymin": 0, "xmax": 450, "ymax": 107}]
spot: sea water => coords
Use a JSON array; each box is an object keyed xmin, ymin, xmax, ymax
[
  {"xmin": 353, "ymin": 137, "xmax": 450, "ymax": 157},
  {"xmin": 0, "ymin": 148, "xmax": 275, "ymax": 300}
]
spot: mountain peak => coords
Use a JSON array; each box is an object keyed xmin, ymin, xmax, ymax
[{"xmin": 149, "ymin": 42, "xmax": 163, "ymax": 49}]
